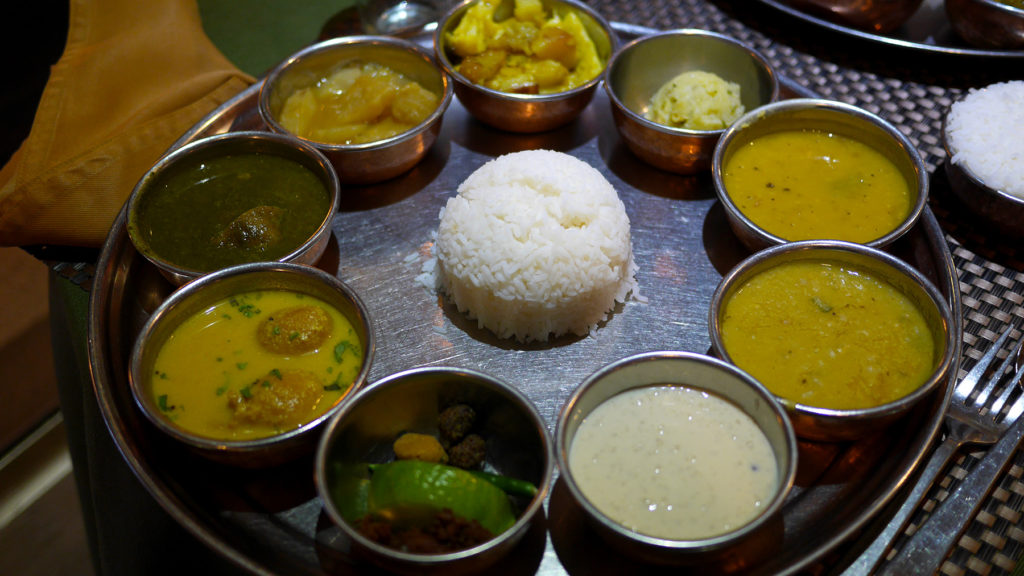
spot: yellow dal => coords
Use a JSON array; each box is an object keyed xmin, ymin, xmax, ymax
[
  {"xmin": 150, "ymin": 290, "xmax": 364, "ymax": 441},
  {"xmin": 722, "ymin": 130, "xmax": 913, "ymax": 243},
  {"xmin": 721, "ymin": 260, "xmax": 935, "ymax": 410}
]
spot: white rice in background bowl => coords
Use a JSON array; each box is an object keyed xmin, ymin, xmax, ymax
[
  {"xmin": 433, "ymin": 149, "xmax": 639, "ymax": 343},
  {"xmin": 944, "ymin": 80, "xmax": 1024, "ymax": 200}
]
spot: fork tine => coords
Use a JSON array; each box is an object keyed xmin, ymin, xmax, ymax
[
  {"xmin": 982, "ymin": 326, "xmax": 1024, "ymax": 417},
  {"xmin": 1001, "ymin": 337, "xmax": 1024, "ymax": 423},
  {"xmin": 962, "ymin": 320, "xmax": 1020, "ymax": 406}
]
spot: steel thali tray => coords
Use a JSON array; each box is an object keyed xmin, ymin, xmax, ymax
[
  {"xmin": 88, "ymin": 24, "xmax": 962, "ymax": 576},
  {"xmin": 758, "ymin": 0, "xmax": 1024, "ymax": 58}
]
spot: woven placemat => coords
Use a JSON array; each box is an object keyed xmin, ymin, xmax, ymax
[{"xmin": 587, "ymin": 0, "xmax": 1024, "ymax": 572}]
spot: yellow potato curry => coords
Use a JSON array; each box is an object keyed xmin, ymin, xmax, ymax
[
  {"xmin": 150, "ymin": 290, "xmax": 364, "ymax": 441},
  {"xmin": 722, "ymin": 129, "xmax": 913, "ymax": 243},
  {"xmin": 446, "ymin": 0, "xmax": 604, "ymax": 94},
  {"xmin": 721, "ymin": 259, "xmax": 936, "ymax": 410}
]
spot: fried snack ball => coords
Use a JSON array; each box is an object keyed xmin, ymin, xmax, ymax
[
  {"xmin": 228, "ymin": 369, "xmax": 324, "ymax": 427},
  {"xmin": 449, "ymin": 433, "xmax": 487, "ymax": 470},
  {"xmin": 257, "ymin": 305, "xmax": 333, "ymax": 355},
  {"xmin": 393, "ymin": 432, "xmax": 449, "ymax": 463},
  {"xmin": 438, "ymin": 404, "xmax": 477, "ymax": 445}
]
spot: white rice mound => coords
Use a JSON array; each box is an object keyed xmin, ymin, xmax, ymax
[
  {"xmin": 946, "ymin": 80, "xmax": 1024, "ymax": 199},
  {"xmin": 434, "ymin": 149, "xmax": 638, "ymax": 342}
]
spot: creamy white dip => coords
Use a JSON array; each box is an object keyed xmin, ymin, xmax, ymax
[{"xmin": 568, "ymin": 385, "xmax": 778, "ymax": 540}]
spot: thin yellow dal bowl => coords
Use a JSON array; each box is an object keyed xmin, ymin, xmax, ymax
[
  {"xmin": 708, "ymin": 240, "xmax": 956, "ymax": 442},
  {"xmin": 711, "ymin": 98, "xmax": 929, "ymax": 252}
]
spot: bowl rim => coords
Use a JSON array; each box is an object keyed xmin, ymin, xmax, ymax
[
  {"xmin": 602, "ymin": 28, "xmax": 781, "ymax": 137},
  {"xmin": 433, "ymin": 0, "xmax": 619, "ymax": 103},
  {"xmin": 125, "ymin": 130, "xmax": 341, "ymax": 280},
  {"xmin": 258, "ymin": 34, "xmax": 454, "ymax": 152},
  {"xmin": 954, "ymin": 0, "xmax": 1024, "ymax": 16},
  {"xmin": 313, "ymin": 365, "xmax": 556, "ymax": 565},
  {"xmin": 940, "ymin": 85, "xmax": 1024, "ymax": 208},
  {"xmin": 127, "ymin": 261, "xmax": 376, "ymax": 454},
  {"xmin": 554, "ymin": 350, "xmax": 799, "ymax": 553},
  {"xmin": 711, "ymin": 97, "xmax": 930, "ymax": 250},
  {"xmin": 707, "ymin": 239, "xmax": 957, "ymax": 422}
]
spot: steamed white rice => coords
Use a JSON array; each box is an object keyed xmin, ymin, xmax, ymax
[
  {"xmin": 434, "ymin": 149, "xmax": 638, "ymax": 342},
  {"xmin": 946, "ymin": 80, "xmax": 1024, "ymax": 199}
]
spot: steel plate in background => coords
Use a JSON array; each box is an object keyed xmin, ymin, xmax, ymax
[
  {"xmin": 758, "ymin": 0, "xmax": 1024, "ymax": 58},
  {"xmin": 87, "ymin": 24, "xmax": 961, "ymax": 576}
]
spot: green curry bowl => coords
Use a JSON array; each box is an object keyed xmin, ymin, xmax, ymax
[
  {"xmin": 128, "ymin": 261, "xmax": 375, "ymax": 467},
  {"xmin": 126, "ymin": 131, "xmax": 340, "ymax": 286},
  {"xmin": 314, "ymin": 366, "xmax": 554, "ymax": 575}
]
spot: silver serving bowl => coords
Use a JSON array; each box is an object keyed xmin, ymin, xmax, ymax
[
  {"xmin": 555, "ymin": 351, "xmax": 797, "ymax": 566},
  {"xmin": 709, "ymin": 240, "xmax": 956, "ymax": 442},
  {"xmin": 315, "ymin": 366, "xmax": 553, "ymax": 575},
  {"xmin": 946, "ymin": 0, "xmax": 1024, "ymax": 49},
  {"xmin": 434, "ymin": 0, "xmax": 617, "ymax": 133},
  {"xmin": 604, "ymin": 29, "xmax": 779, "ymax": 175},
  {"xmin": 259, "ymin": 35, "xmax": 453, "ymax": 185},
  {"xmin": 128, "ymin": 261, "xmax": 375, "ymax": 467},
  {"xmin": 942, "ymin": 83, "xmax": 1024, "ymax": 239},
  {"xmin": 126, "ymin": 131, "xmax": 340, "ymax": 286},
  {"xmin": 780, "ymin": 0, "xmax": 925, "ymax": 33},
  {"xmin": 712, "ymin": 98, "xmax": 929, "ymax": 252}
]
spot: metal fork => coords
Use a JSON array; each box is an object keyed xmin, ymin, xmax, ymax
[
  {"xmin": 841, "ymin": 319, "xmax": 1024, "ymax": 576},
  {"xmin": 877, "ymin": 326, "xmax": 1024, "ymax": 575}
]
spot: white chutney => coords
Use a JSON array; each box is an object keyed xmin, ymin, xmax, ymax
[{"xmin": 568, "ymin": 385, "xmax": 778, "ymax": 540}]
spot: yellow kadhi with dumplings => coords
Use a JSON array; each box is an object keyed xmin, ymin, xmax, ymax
[{"xmin": 149, "ymin": 290, "xmax": 364, "ymax": 441}]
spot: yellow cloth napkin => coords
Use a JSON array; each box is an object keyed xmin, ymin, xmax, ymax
[{"xmin": 0, "ymin": 0, "xmax": 254, "ymax": 248}]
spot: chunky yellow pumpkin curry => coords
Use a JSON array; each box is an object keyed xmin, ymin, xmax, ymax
[
  {"xmin": 445, "ymin": 0, "xmax": 604, "ymax": 94},
  {"xmin": 150, "ymin": 290, "xmax": 364, "ymax": 441}
]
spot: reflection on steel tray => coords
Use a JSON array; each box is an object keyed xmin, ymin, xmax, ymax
[
  {"xmin": 759, "ymin": 0, "xmax": 1024, "ymax": 57},
  {"xmin": 87, "ymin": 23, "xmax": 962, "ymax": 576}
]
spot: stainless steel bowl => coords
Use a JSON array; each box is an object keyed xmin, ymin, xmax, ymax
[
  {"xmin": 259, "ymin": 35, "xmax": 453, "ymax": 185},
  {"xmin": 942, "ymin": 83, "xmax": 1024, "ymax": 239},
  {"xmin": 434, "ymin": 0, "xmax": 617, "ymax": 133},
  {"xmin": 555, "ymin": 351, "xmax": 797, "ymax": 566},
  {"xmin": 708, "ymin": 240, "xmax": 956, "ymax": 442},
  {"xmin": 946, "ymin": 0, "xmax": 1024, "ymax": 49},
  {"xmin": 315, "ymin": 366, "xmax": 553, "ymax": 575},
  {"xmin": 604, "ymin": 29, "xmax": 779, "ymax": 175},
  {"xmin": 778, "ymin": 0, "xmax": 925, "ymax": 33},
  {"xmin": 128, "ymin": 261, "xmax": 375, "ymax": 467},
  {"xmin": 126, "ymin": 131, "xmax": 340, "ymax": 287},
  {"xmin": 712, "ymin": 98, "xmax": 929, "ymax": 252}
]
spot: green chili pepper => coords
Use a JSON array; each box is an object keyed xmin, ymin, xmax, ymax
[
  {"xmin": 468, "ymin": 470, "xmax": 538, "ymax": 498},
  {"xmin": 361, "ymin": 460, "xmax": 516, "ymax": 535}
]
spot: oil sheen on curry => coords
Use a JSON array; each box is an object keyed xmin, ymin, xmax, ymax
[
  {"xmin": 720, "ymin": 259, "xmax": 936, "ymax": 410},
  {"xmin": 722, "ymin": 129, "xmax": 913, "ymax": 243},
  {"xmin": 150, "ymin": 289, "xmax": 364, "ymax": 441}
]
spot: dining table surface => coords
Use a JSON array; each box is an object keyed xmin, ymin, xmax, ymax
[{"xmin": 38, "ymin": 0, "xmax": 1024, "ymax": 574}]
